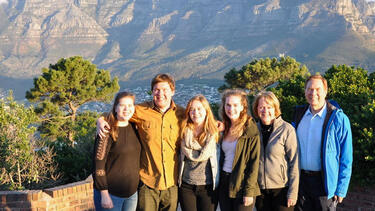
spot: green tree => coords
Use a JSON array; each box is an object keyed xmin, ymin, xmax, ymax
[
  {"xmin": 0, "ymin": 92, "xmax": 60, "ymax": 190},
  {"xmin": 325, "ymin": 65, "xmax": 373, "ymax": 118},
  {"xmin": 52, "ymin": 111, "xmax": 99, "ymax": 182},
  {"xmin": 219, "ymin": 56, "xmax": 309, "ymax": 94},
  {"xmin": 26, "ymin": 56, "xmax": 119, "ymax": 145},
  {"xmin": 269, "ymin": 75, "xmax": 307, "ymax": 122}
]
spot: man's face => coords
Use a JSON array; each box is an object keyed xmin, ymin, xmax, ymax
[
  {"xmin": 152, "ymin": 82, "xmax": 174, "ymax": 111},
  {"xmin": 305, "ymin": 78, "xmax": 327, "ymax": 110}
]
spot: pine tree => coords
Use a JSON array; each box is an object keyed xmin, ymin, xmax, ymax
[
  {"xmin": 26, "ymin": 56, "xmax": 119, "ymax": 145},
  {"xmin": 219, "ymin": 56, "xmax": 309, "ymax": 94}
]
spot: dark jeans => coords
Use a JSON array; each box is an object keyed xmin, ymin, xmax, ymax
[
  {"xmin": 178, "ymin": 182, "xmax": 218, "ymax": 211},
  {"xmin": 219, "ymin": 171, "xmax": 255, "ymax": 211},
  {"xmin": 295, "ymin": 172, "xmax": 338, "ymax": 211},
  {"xmin": 136, "ymin": 182, "xmax": 178, "ymax": 211},
  {"xmin": 255, "ymin": 187, "xmax": 293, "ymax": 211}
]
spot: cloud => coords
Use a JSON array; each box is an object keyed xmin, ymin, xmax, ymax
[{"xmin": 0, "ymin": 0, "xmax": 8, "ymax": 4}]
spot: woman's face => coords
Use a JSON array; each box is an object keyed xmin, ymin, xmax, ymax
[
  {"xmin": 225, "ymin": 95, "xmax": 244, "ymax": 122},
  {"xmin": 257, "ymin": 97, "xmax": 276, "ymax": 125},
  {"xmin": 115, "ymin": 97, "xmax": 135, "ymax": 121},
  {"xmin": 189, "ymin": 100, "xmax": 207, "ymax": 126}
]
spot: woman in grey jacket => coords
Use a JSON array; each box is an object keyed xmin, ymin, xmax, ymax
[
  {"xmin": 178, "ymin": 95, "xmax": 220, "ymax": 211},
  {"xmin": 252, "ymin": 91, "xmax": 299, "ymax": 211}
]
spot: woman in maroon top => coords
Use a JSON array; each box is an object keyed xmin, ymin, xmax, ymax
[{"xmin": 93, "ymin": 92, "xmax": 141, "ymax": 211}]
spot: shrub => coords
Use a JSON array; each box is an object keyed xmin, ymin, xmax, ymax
[
  {"xmin": 51, "ymin": 111, "xmax": 98, "ymax": 183},
  {"xmin": 0, "ymin": 92, "xmax": 61, "ymax": 190}
]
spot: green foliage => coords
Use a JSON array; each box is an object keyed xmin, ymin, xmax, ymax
[
  {"xmin": 324, "ymin": 65, "xmax": 375, "ymax": 186},
  {"xmin": 269, "ymin": 75, "xmax": 307, "ymax": 122},
  {"xmin": 26, "ymin": 56, "xmax": 119, "ymax": 144},
  {"xmin": 0, "ymin": 92, "xmax": 60, "ymax": 190},
  {"xmin": 219, "ymin": 56, "xmax": 309, "ymax": 94},
  {"xmin": 354, "ymin": 105, "xmax": 375, "ymax": 185},
  {"xmin": 325, "ymin": 65, "xmax": 372, "ymax": 117},
  {"xmin": 51, "ymin": 111, "xmax": 98, "ymax": 183},
  {"xmin": 210, "ymin": 102, "xmax": 220, "ymax": 120}
]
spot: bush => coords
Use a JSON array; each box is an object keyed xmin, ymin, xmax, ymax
[
  {"xmin": 51, "ymin": 111, "xmax": 98, "ymax": 183},
  {"xmin": 0, "ymin": 92, "xmax": 61, "ymax": 190}
]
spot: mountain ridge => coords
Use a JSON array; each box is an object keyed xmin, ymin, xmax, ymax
[{"xmin": 0, "ymin": 0, "xmax": 375, "ymax": 84}]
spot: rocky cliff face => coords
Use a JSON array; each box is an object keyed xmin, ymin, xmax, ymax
[{"xmin": 0, "ymin": 0, "xmax": 374, "ymax": 82}]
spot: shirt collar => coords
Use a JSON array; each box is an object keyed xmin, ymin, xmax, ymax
[
  {"xmin": 151, "ymin": 100, "xmax": 176, "ymax": 113},
  {"xmin": 306, "ymin": 102, "xmax": 327, "ymax": 118}
]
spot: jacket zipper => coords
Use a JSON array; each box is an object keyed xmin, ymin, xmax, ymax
[
  {"xmin": 281, "ymin": 165, "xmax": 285, "ymax": 182},
  {"xmin": 322, "ymin": 111, "xmax": 335, "ymax": 193},
  {"xmin": 263, "ymin": 144, "xmax": 267, "ymax": 189}
]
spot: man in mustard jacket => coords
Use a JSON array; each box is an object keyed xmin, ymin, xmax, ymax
[{"xmin": 97, "ymin": 74, "xmax": 185, "ymax": 211}]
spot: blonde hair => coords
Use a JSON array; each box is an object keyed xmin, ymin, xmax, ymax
[
  {"xmin": 105, "ymin": 92, "xmax": 135, "ymax": 141},
  {"xmin": 220, "ymin": 89, "xmax": 251, "ymax": 138},
  {"xmin": 252, "ymin": 91, "xmax": 281, "ymax": 119},
  {"xmin": 181, "ymin": 95, "xmax": 219, "ymax": 145}
]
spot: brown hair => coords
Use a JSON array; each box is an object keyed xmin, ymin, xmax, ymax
[
  {"xmin": 151, "ymin": 73, "xmax": 175, "ymax": 91},
  {"xmin": 252, "ymin": 91, "xmax": 281, "ymax": 119},
  {"xmin": 105, "ymin": 91, "xmax": 135, "ymax": 141},
  {"xmin": 305, "ymin": 74, "xmax": 328, "ymax": 91},
  {"xmin": 220, "ymin": 89, "xmax": 251, "ymax": 138},
  {"xmin": 181, "ymin": 95, "xmax": 219, "ymax": 145}
]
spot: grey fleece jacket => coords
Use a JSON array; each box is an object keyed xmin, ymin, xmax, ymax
[{"xmin": 257, "ymin": 116, "xmax": 300, "ymax": 201}]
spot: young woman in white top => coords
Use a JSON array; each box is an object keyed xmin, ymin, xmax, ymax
[{"xmin": 218, "ymin": 89, "xmax": 261, "ymax": 211}]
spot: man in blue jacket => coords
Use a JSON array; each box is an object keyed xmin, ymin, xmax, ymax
[{"xmin": 293, "ymin": 74, "xmax": 352, "ymax": 211}]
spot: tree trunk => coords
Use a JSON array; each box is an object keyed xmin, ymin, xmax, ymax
[
  {"xmin": 68, "ymin": 101, "xmax": 78, "ymax": 146},
  {"xmin": 17, "ymin": 161, "xmax": 21, "ymax": 189}
]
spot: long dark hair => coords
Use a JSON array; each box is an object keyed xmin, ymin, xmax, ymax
[{"xmin": 105, "ymin": 91, "xmax": 135, "ymax": 141}]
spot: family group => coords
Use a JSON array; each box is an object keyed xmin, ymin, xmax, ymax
[{"xmin": 92, "ymin": 73, "xmax": 352, "ymax": 211}]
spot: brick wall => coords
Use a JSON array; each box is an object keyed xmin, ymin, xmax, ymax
[
  {"xmin": 0, "ymin": 177, "xmax": 94, "ymax": 211},
  {"xmin": 337, "ymin": 186, "xmax": 375, "ymax": 211}
]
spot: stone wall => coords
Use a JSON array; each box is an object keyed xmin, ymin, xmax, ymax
[{"xmin": 0, "ymin": 178, "xmax": 94, "ymax": 211}]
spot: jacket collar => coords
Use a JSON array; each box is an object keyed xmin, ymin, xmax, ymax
[
  {"xmin": 272, "ymin": 116, "xmax": 283, "ymax": 129},
  {"xmin": 148, "ymin": 100, "xmax": 177, "ymax": 113},
  {"xmin": 256, "ymin": 116, "xmax": 283, "ymax": 134},
  {"xmin": 241, "ymin": 118, "xmax": 259, "ymax": 139},
  {"xmin": 294, "ymin": 100, "xmax": 338, "ymax": 128}
]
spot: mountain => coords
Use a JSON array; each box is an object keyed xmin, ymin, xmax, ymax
[{"xmin": 1, "ymin": 0, "xmax": 375, "ymax": 85}]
